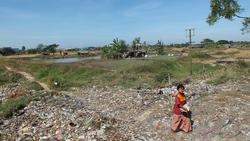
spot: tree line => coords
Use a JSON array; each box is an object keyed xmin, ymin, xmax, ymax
[
  {"xmin": 101, "ymin": 37, "xmax": 165, "ymax": 59},
  {"xmin": 1, "ymin": 39, "xmax": 249, "ymax": 57},
  {"xmin": 0, "ymin": 44, "xmax": 59, "ymax": 56}
]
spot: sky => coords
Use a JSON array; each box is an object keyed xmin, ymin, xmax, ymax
[{"xmin": 0, "ymin": 0, "xmax": 250, "ymax": 49}]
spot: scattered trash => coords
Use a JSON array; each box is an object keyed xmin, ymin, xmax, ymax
[{"xmin": 1, "ymin": 80, "xmax": 249, "ymax": 140}]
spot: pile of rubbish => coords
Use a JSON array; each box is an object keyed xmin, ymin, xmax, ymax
[{"xmin": 0, "ymin": 80, "xmax": 249, "ymax": 140}]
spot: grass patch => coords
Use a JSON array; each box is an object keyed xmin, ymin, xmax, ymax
[
  {"xmin": 0, "ymin": 56, "xmax": 215, "ymax": 89},
  {"xmin": 236, "ymin": 60, "xmax": 250, "ymax": 68},
  {"xmin": 1, "ymin": 53, "xmax": 249, "ymax": 89},
  {"xmin": 0, "ymin": 66, "xmax": 23, "ymax": 86},
  {"xmin": 0, "ymin": 91, "xmax": 51, "ymax": 118},
  {"xmin": 192, "ymin": 52, "xmax": 212, "ymax": 59},
  {"xmin": 207, "ymin": 61, "xmax": 250, "ymax": 85},
  {"xmin": 208, "ymin": 74, "xmax": 232, "ymax": 85},
  {"xmin": 0, "ymin": 95, "xmax": 31, "ymax": 118},
  {"xmin": 24, "ymin": 81, "xmax": 44, "ymax": 91}
]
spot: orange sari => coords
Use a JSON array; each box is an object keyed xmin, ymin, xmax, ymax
[{"xmin": 171, "ymin": 92, "xmax": 192, "ymax": 132}]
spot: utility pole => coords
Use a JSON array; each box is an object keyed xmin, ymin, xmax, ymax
[
  {"xmin": 186, "ymin": 28, "xmax": 195, "ymax": 46},
  {"xmin": 185, "ymin": 28, "xmax": 195, "ymax": 75}
]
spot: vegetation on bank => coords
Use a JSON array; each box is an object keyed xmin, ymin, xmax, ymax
[
  {"xmin": 0, "ymin": 47, "xmax": 249, "ymax": 118},
  {"xmin": 1, "ymin": 53, "xmax": 249, "ymax": 90},
  {"xmin": 207, "ymin": 60, "xmax": 250, "ymax": 85},
  {"xmin": 0, "ymin": 66, "xmax": 23, "ymax": 86},
  {"xmin": 0, "ymin": 91, "xmax": 50, "ymax": 118},
  {"xmin": 0, "ymin": 95, "xmax": 31, "ymax": 118},
  {"xmin": 0, "ymin": 66, "xmax": 48, "ymax": 118}
]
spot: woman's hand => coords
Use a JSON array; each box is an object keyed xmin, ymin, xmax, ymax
[{"xmin": 180, "ymin": 107, "xmax": 189, "ymax": 112}]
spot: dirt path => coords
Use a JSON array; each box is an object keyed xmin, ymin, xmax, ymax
[{"xmin": 5, "ymin": 66, "xmax": 51, "ymax": 92}]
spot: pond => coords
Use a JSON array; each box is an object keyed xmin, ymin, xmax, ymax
[{"xmin": 31, "ymin": 56, "xmax": 101, "ymax": 63}]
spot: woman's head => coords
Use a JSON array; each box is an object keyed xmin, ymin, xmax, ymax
[{"xmin": 177, "ymin": 84, "xmax": 185, "ymax": 93}]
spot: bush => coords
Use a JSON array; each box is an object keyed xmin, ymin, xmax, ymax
[
  {"xmin": 102, "ymin": 52, "xmax": 123, "ymax": 59},
  {"xmin": 0, "ymin": 47, "xmax": 17, "ymax": 56},
  {"xmin": 236, "ymin": 60, "xmax": 249, "ymax": 68},
  {"xmin": 155, "ymin": 40, "xmax": 165, "ymax": 55},
  {"xmin": 208, "ymin": 74, "xmax": 232, "ymax": 85},
  {"xmin": 192, "ymin": 52, "xmax": 212, "ymax": 59},
  {"xmin": 155, "ymin": 71, "xmax": 172, "ymax": 83},
  {"xmin": 24, "ymin": 81, "xmax": 44, "ymax": 91},
  {"xmin": 0, "ymin": 67, "xmax": 23, "ymax": 86},
  {"xmin": 0, "ymin": 96, "xmax": 31, "ymax": 118},
  {"xmin": 101, "ymin": 38, "xmax": 128, "ymax": 59}
]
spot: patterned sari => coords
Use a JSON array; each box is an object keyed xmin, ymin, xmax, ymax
[{"xmin": 171, "ymin": 92, "xmax": 192, "ymax": 132}]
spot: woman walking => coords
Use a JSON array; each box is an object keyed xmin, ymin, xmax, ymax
[{"xmin": 171, "ymin": 84, "xmax": 192, "ymax": 133}]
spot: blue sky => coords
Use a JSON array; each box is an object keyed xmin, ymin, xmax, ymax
[{"xmin": 0, "ymin": 0, "xmax": 250, "ymax": 48}]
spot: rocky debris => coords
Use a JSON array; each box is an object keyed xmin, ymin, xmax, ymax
[
  {"xmin": 159, "ymin": 80, "xmax": 246, "ymax": 99},
  {"xmin": 0, "ymin": 80, "xmax": 250, "ymax": 140},
  {"xmin": 0, "ymin": 83, "xmax": 27, "ymax": 103},
  {"xmin": 0, "ymin": 92, "xmax": 129, "ymax": 141}
]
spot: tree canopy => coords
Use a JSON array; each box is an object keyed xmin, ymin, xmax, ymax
[
  {"xmin": 110, "ymin": 38, "xmax": 128, "ymax": 53},
  {"xmin": 217, "ymin": 40, "xmax": 230, "ymax": 44},
  {"xmin": 201, "ymin": 38, "xmax": 215, "ymax": 44},
  {"xmin": 0, "ymin": 47, "xmax": 16, "ymax": 56},
  {"xmin": 101, "ymin": 38, "xmax": 128, "ymax": 59},
  {"xmin": 43, "ymin": 44, "xmax": 59, "ymax": 54},
  {"xmin": 132, "ymin": 37, "xmax": 141, "ymax": 51},
  {"xmin": 207, "ymin": 0, "xmax": 250, "ymax": 33},
  {"xmin": 155, "ymin": 40, "xmax": 164, "ymax": 55}
]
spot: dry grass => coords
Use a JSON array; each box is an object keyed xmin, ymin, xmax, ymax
[{"xmin": 3, "ymin": 54, "xmax": 40, "ymax": 59}]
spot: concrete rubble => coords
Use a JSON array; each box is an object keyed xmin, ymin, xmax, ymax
[{"xmin": 0, "ymin": 80, "xmax": 249, "ymax": 140}]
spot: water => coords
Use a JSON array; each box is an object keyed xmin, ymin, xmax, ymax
[{"xmin": 32, "ymin": 56, "xmax": 101, "ymax": 64}]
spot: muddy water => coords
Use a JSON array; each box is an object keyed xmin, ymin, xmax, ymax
[{"xmin": 32, "ymin": 56, "xmax": 101, "ymax": 63}]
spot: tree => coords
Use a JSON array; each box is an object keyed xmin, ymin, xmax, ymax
[
  {"xmin": 132, "ymin": 37, "xmax": 141, "ymax": 50},
  {"xmin": 21, "ymin": 46, "xmax": 26, "ymax": 54},
  {"xmin": 0, "ymin": 47, "xmax": 16, "ymax": 56},
  {"xmin": 21, "ymin": 46, "xmax": 26, "ymax": 51},
  {"xmin": 217, "ymin": 40, "xmax": 230, "ymax": 44},
  {"xmin": 201, "ymin": 38, "xmax": 215, "ymax": 44},
  {"xmin": 101, "ymin": 38, "xmax": 128, "ymax": 59},
  {"xmin": 155, "ymin": 40, "xmax": 164, "ymax": 55},
  {"xmin": 111, "ymin": 38, "xmax": 128, "ymax": 53},
  {"xmin": 43, "ymin": 44, "xmax": 59, "ymax": 55},
  {"xmin": 207, "ymin": 0, "xmax": 250, "ymax": 33},
  {"xmin": 27, "ymin": 48, "xmax": 38, "ymax": 54},
  {"xmin": 35, "ymin": 44, "xmax": 45, "ymax": 53}
]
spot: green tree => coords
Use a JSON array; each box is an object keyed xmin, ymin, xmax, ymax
[
  {"xmin": 155, "ymin": 40, "xmax": 164, "ymax": 55},
  {"xmin": 111, "ymin": 38, "xmax": 128, "ymax": 53},
  {"xmin": 21, "ymin": 46, "xmax": 26, "ymax": 52},
  {"xmin": 27, "ymin": 48, "xmax": 38, "ymax": 54},
  {"xmin": 201, "ymin": 38, "xmax": 215, "ymax": 44},
  {"xmin": 37, "ymin": 44, "xmax": 45, "ymax": 53},
  {"xmin": 101, "ymin": 38, "xmax": 128, "ymax": 59},
  {"xmin": 132, "ymin": 37, "xmax": 141, "ymax": 50},
  {"xmin": 43, "ymin": 44, "xmax": 59, "ymax": 55},
  {"xmin": 217, "ymin": 40, "xmax": 230, "ymax": 44},
  {"xmin": 207, "ymin": 0, "xmax": 250, "ymax": 33},
  {"xmin": 0, "ymin": 47, "xmax": 16, "ymax": 56}
]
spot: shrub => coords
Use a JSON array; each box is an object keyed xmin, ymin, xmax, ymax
[
  {"xmin": 0, "ymin": 96, "xmax": 31, "ymax": 118},
  {"xmin": 192, "ymin": 52, "xmax": 212, "ymax": 59}
]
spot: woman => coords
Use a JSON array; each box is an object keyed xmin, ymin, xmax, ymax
[{"xmin": 171, "ymin": 84, "xmax": 192, "ymax": 133}]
